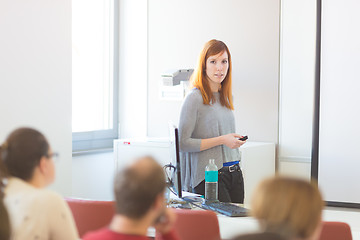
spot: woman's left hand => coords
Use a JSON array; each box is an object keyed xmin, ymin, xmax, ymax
[{"xmin": 222, "ymin": 133, "xmax": 246, "ymax": 149}]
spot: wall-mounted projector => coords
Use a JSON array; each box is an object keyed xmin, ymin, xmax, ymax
[{"xmin": 161, "ymin": 69, "xmax": 194, "ymax": 86}]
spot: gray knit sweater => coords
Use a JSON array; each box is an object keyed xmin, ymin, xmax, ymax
[{"xmin": 179, "ymin": 88, "xmax": 241, "ymax": 190}]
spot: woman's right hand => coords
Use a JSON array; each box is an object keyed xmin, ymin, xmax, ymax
[{"xmin": 222, "ymin": 133, "xmax": 245, "ymax": 149}]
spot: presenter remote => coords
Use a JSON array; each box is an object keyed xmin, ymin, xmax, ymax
[{"xmin": 238, "ymin": 136, "xmax": 248, "ymax": 141}]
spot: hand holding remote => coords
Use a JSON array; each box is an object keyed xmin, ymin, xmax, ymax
[{"xmin": 238, "ymin": 136, "xmax": 248, "ymax": 141}]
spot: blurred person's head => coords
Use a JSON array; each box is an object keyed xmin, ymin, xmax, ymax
[
  {"xmin": 0, "ymin": 128, "xmax": 56, "ymax": 188},
  {"xmin": 251, "ymin": 176, "xmax": 324, "ymax": 240},
  {"xmin": 113, "ymin": 156, "xmax": 167, "ymax": 223}
]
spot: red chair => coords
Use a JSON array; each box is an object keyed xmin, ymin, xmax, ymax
[
  {"xmin": 319, "ymin": 221, "xmax": 352, "ymax": 240},
  {"xmin": 156, "ymin": 209, "xmax": 220, "ymax": 240},
  {"xmin": 65, "ymin": 198, "xmax": 115, "ymax": 238}
]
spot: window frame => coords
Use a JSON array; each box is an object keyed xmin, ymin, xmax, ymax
[{"xmin": 72, "ymin": 0, "xmax": 119, "ymax": 152}]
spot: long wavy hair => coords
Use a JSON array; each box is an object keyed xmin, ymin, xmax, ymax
[
  {"xmin": 0, "ymin": 148, "xmax": 11, "ymax": 240},
  {"xmin": 191, "ymin": 39, "xmax": 234, "ymax": 110}
]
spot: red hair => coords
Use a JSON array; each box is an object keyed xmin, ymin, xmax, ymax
[{"xmin": 191, "ymin": 39, "xmax": 234, "ymax": 110}]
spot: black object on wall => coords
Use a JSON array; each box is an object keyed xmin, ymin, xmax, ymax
[{"xmin": 311, "ymin": 0, "xmax": 322, "ymax": 182}]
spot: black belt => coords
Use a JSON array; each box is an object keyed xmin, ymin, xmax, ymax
[{"xmin": 220, "ymin": 164, "xmax": 240, "ymax": 172}]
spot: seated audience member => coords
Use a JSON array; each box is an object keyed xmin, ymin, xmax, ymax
[
  {"xmin": 246, "ymin": 176, "xmax": 324, "ymax": 240},
  {"xmin": 1, "ymin": 128, "xmax": 78, "ymax": 240},
  {"xmin": 0, "ymin": 165, "xmax": 11, "ymax": 240},
  {"xmin": 83, "ymin": 156, "xmax": 179, "ymax": 240},
  {"xmin": 0, "ymin": 199, "xmax": 10, "ymax": 240},
  {"xmin": 232, "ymin": 232, "xmax": 286, "ymax": 240}
]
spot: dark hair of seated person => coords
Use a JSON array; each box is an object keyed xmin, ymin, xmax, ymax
[
  {"xmin": 0, "ymin": 159, "xmax": 11, "ymax": 240},
  {"xmin": 0, "ymin": 198, "xmax": 11, "ymax": 240},
  {"xmin": 113, "ymin": 156, "xmax": 166, "ymax": 219},
  {"xmin": 232, "ymin": 232, "xmax": 287, "ymax": 240},
  {"xmin": 0, "ymin": 128, "xmax": 50, "ymax": 181}
]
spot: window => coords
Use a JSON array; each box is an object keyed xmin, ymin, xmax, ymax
[{"xmin": 72, "ymin": 0, "xmax": 119, "ymax": 151}]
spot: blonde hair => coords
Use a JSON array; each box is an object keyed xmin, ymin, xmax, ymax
[
  {"xmin": 191, "ymin": 39, "xmax": 234, "ymax": 110},
  {"xmin": 251, "ymin": 176, "xmax": 324, "ymax": 239}
]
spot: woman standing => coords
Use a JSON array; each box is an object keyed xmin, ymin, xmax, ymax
[
  {"xmin": 179, "ymin": 39, "xmax": 246, "ymax": 203},
  {"xmin": 0, "ymin": 128, "xmax": 79, "ymax": 240}
]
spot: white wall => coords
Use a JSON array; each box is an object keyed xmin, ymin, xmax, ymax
[
  {"xmin": 0, "ymin": 0, "xmax": 72, "ymax": 195},
  {"xmin": 278, "ymin": 0, "xmax": 316, "ymax": 179},
  {"xmin": 118, "ymin": 0, "xmax": 148, "ymax": 138},
  {"xmin": 72, "ymin": 151, "xmax": 115, "ymax": 200},
  {"xmin": 147, "ymin": 0, "xmax": 280, "ymax": 144},
  {"xmin": 318, "ymin": 0, "xmax": 360, "ymax": 204}
]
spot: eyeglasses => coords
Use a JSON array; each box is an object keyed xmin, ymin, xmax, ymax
[{"xmin": 45, "ymin": 152, "xmax": 59, "ymax": 162}]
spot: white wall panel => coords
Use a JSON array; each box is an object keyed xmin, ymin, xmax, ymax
[
  {"xmin": 318, "ymin": 0, "xmax": 360, "ymax": 204},
  {"xmin": 0, "ymin": 0, "xmax": 72, "ymax": 195}
]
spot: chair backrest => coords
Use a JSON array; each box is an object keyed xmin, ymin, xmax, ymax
[
  {"xmin": 65, "ymin": 197, "xmax": 115, "ymax": 238},
  {"xmin": 319, "ymin": 221, "xmax": 352, "ymax": 240},
  {"xmin": 156, "ymin": 209, "xmax": 220, "ymax": 240}
]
